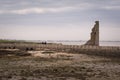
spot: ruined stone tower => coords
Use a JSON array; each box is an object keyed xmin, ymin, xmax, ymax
[{"xmin": 85, "ymin": 21, "xmax": 99, "ymax": 46}]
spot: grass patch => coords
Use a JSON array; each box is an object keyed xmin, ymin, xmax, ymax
[
  {"xmin": 42, "ymin": 51, "xmax": 55, "ymax": 54},
  {"xmin": 0, "ymin": 50, "xmax": 31, "ymax": 57}
]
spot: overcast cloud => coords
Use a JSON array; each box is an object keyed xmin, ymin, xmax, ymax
[{"xmin": 0, "ymin": 0, "xmax": 120, "ymax": 40}]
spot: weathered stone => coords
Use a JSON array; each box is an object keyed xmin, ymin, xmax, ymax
[{"xmin": 85, "ymin": 21, "xmax": 99, "ymax": 46}]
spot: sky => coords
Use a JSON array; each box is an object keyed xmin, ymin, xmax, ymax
[{"xmin": 0, "ymin": 0, "xmax": 120, "ymax": 41}]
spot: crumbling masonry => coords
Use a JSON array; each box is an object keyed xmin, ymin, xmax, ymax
[{"xmin": 85, "ymin": 21, "xmax": 99, "ymax": 46}]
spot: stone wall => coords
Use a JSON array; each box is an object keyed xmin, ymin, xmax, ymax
[{"xmin": 85, "ymin": 21, "xmax": 99, "ymax": 46}]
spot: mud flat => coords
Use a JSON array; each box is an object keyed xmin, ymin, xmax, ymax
[{"xmin": 0, "ymin": 49, "xmax": 120, "ymax": 80}]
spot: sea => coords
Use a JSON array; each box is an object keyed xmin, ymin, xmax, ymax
[{"xmin": 30, "ymin": 40, "xmax": 120, "ymax": 47}]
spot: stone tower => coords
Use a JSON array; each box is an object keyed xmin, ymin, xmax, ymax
[{"xmin": 85, "ymin": 21, "xmax": 99, "ymax": 46}]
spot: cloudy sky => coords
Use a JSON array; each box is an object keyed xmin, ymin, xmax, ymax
[{"xmin": 0, "ymin": 0, "xmax": 120, "ymax": 41}]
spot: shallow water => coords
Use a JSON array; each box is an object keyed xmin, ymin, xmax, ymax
[{"xmin": 30, "ymin": 40, "xmax": 120, "ymax": 46}]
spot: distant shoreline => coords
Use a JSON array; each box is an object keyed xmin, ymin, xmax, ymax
[{"xmin": 0, "ymin": 39, "xmax": 120, "ymax": 46}]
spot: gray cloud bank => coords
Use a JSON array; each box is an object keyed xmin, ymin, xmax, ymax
[
  {"xmin": 0, "ymin": 0, "xmax": 120, "ymax": 14},
  {"xmin": 0, "ymin": 0, "xmax": 120, "ymax": 40}
]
